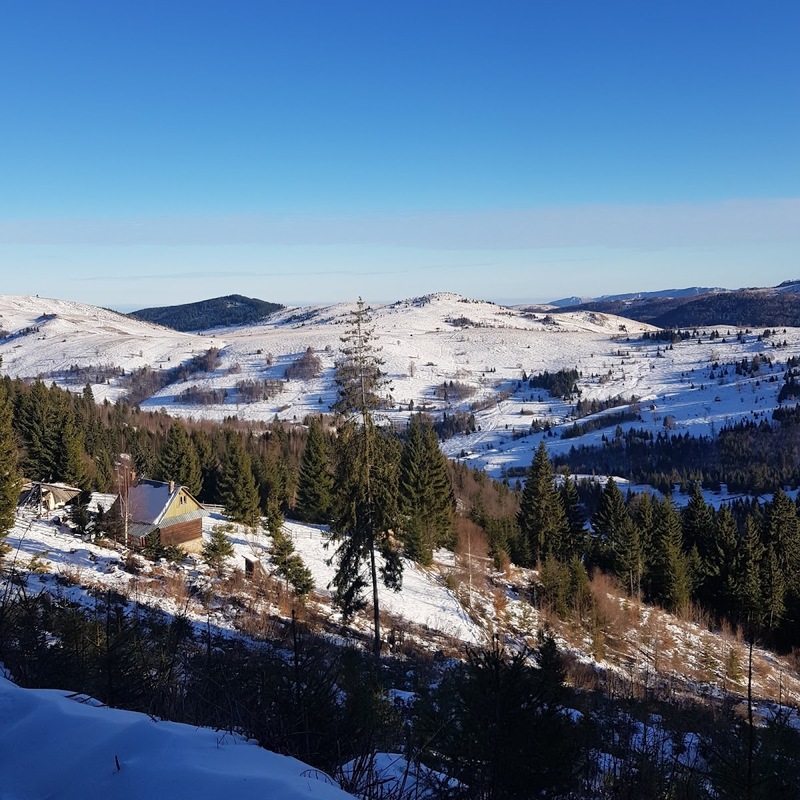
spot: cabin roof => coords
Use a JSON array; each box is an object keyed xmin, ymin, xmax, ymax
[{"xmin": 125, "ymin": 480, "xmax": 206, "ymax": 526}]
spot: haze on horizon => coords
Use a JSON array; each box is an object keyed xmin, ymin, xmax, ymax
[{"xmin": 1, "ymin": 1, "xmax": 798, "ymax": 309}]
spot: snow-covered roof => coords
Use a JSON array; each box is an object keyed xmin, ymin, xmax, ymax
[
  {"xmin": 126, "ymin": 480, "xmax": 175, "ymax": 524},
  {"xmin": 125, "ymin": 480, "xmax": 205, "ymax": 526}
]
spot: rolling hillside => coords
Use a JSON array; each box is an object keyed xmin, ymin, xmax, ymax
[{"xmin": 2, "ymin": 291, "xmax": 800, "ymax": 480}]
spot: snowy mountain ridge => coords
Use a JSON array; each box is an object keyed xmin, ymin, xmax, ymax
[{"xmin": 549, "ymin": 285, "xmax": 725, "ymax": 308}]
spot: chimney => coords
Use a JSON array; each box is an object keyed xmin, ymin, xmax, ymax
[{"xmin": 169, "ymin": 480, "xmax": 175, "ymax": 494}]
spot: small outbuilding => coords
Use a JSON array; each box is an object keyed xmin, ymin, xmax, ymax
[
  {"xmin": 110, "ymin": 479, "xmax": 207, "ymax": 552},
  {"xmin": 18, "ymin": 481, "xmax": 82, "ymax": 516}
]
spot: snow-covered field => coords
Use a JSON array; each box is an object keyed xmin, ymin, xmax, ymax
[{"xmin": 5, "ymin": 291, "xmax": 796, "ymax": 479}]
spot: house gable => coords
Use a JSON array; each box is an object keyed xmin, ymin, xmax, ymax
[{"xmin": 162, "ymin": 487, "xmax": 204, "ymax": 522}]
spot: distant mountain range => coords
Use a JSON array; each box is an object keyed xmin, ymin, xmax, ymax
[
  {"xmin": 550, "ymin": 280, "xmax": 800, "ymax": 328},
  {"xmin": 550, "ymin": 286, "xmax": 725, "ymax": 308},
  {"xmin": 129, "ymin": 294, "xmax": 284, "ymax": 332},
  {"xmin": 124, "ymin": 281, "xmax": 800, "ymax": 333}
]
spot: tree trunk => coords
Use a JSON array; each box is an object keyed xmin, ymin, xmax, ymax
[{"xmin": 369, "ymin": 534, "xmax": 381, "ymax": 657}]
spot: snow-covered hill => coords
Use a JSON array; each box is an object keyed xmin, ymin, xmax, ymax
[
  {"xmin": 0, "ymin": 672, "xmax": 356, "ymax": 800},
  {"xmin": 3, "ymin": 292, "xmax": 800, "ymax": 480}
]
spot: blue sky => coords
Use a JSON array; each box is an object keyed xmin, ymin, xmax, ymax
[{"xmin": 1, "ymin": 1, "xmax": 798, "ymax": 309}]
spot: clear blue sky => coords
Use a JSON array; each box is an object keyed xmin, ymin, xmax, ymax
[{"xmin": 1, "ymin": 1, "xmax": 798, "ymax": 309}]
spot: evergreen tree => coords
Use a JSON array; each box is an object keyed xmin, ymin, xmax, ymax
[
  {"xmin": 731, "ymin": 514, "xmax": 765, "ymax": 630},
  {"xmin": 69, "ymin": 490, "xmax": 92, "ymax": 537},
  {"xmin": 518, "ymin": 441, "xmax": 568, "ymax": 565},
  {"xmin": 629, "ymin": 491, "xmax": 656, "ymax": 590},
  {"xmin": 649, "ymin": 497, "xmax": 691, "ymax": 612},
  {"xmin": 613, "ymin": 515, "xmax": 643, "ymax": 598},
  {"xmin": 590, "ymin": 477, "xmax": 629, "ymax": 571},
  {"xmin": 15, "ymin": 380, "xmax": 59, "ymax": 480},
  {"xmin": 0, "ymin": 378, "xmax": 20, "ymax": 543},
  {"xmin": 333, "ymin": 298, "xmax": 387, "ymax": 417},
  {"xmin": 399, "ymin": 414, "xmax": 454, "ymax": 565},
  {"xmin": 156, "ymin": 422, "xmax": 202, "ymax": 496},
  {"xmin": 559, "ymin": 469, "xmax": 588, "ymax": 562},
  {"xmin": 763, "ymin": 544, "xmax": 786, "ymax": 630},
  {"xmin": 763, "ymin": 488, "xmax": 800, "ymax": 588},
  {"xmin": 263, "ymin": 493, "xmax": 284, "ymax": 539},
  {"xmin": 126, "ymin": 429, "xmax": 150, "ymax": 480},
  {"xmin": 203, "ymin": 524, "xmax": 235, "ymax": 572},
  {"xmin": 56, "ymin": 409, "xmax": 88, "ymax": 488},
  {"xmin": 295, "ymin": 416, "xmax": 334, "ymax": 523},
  {"xmin": 415, "ymin": 638, "xmax": 580, "ymax": 798},
  {"xmin": 217, "ymin": 433, "xmax": 260, "ymax": 527},
  {"xmin": 330, "ymin": 299, "xmax": 401, "ymax": 656},
  {"xmin": 190, "ymin": 428, "xmax": 217, "ymax": 502},
  {"xmin": 251, "ymin": 446, "xmax": 288, "ymax": 518},
  {"xmin": 682, "ymin": 482, "xmax": 722, "ymax": 604},
  {"xmin": 331, "ymin": 423, "xmax": 402, "ymax": 636},
  {"xmin": 714, "ymin": 505, "xmax": 740, "ymax": 613},
  {"xmin": 264, "ymin": 514, "xmax": 314, "ymax": 597}
]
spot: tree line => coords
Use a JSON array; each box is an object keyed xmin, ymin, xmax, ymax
[{"xmin": 560, "ymin": 404, "xmax": 800, "ymax": 495}]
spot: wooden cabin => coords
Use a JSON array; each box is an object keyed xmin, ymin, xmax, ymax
[{"xmin": 111, "ymin": 479, "xmax": 207, "ymax": 552}]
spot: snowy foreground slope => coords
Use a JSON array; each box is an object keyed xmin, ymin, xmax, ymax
[
  {"xmin": 3, "ymin": 291, "xmax": 800, "ymax": 479},
  {"xmin": 0, "ymin": 674, "xmax": 356, "ymax": 800}
]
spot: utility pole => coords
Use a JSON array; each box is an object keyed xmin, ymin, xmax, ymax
[{"xmin": 114, "ymin": 454, "xmax": 133, "ymax": 548}]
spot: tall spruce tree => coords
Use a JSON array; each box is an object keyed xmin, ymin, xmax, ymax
[
  {"xmin": 263, "ymin": 495, "xmax": 314, "ymax": 596},
  {"xmin": 518, "ymin": 441, "xmax": 568, "ymax": 565},
  {"xmin": 731, "ymin": 514, "xmax": 765, "ymax": 630},
  {"xmin": 763, "ymin": 488, "xmax": 800, "ymax": 588},
  {"xmin": 629, "ymin": 491, "xmax": 656, "ymax": 592},
  {"xmin": 217, "ymin": 433, "xmax": 260, "ymax": 527},
  {"xmin": 330, "ymin": 298, "xmax": 402, "ymax": 656},
  {"xmin": 614, "ymin": 515, "xmax": 643, "ymax": 598},
  {"xmin": 763, "ymin": 544, "xmax": 786, "ymax": 630},
  {"xmin": 590, "ymin": 477, "xmax": 629, "ymax": 572},
  {"xmin": 649, "ymin": 497, "xmax": 691, "ymax": 612},
  {"xmin": 295, "ymin": 416, "xmax": 334, "ymax": 523},
  {"xmin": 682, "ymin": 483, "xmax": 722, "ymax": 604},
  {"xmin": 559, "ymin": 469, "xmax": 588, "ymax": 562},
  {"xmin": 399, "ymin": 414, "xmax": 454, "ymax": 565},
  {"xmin": 190, "ymin": 428, "xmax": 217, "ymax": 502},
  {"xmin": 156, "ymin": 422, "xmax": 202, "ymax": 496},
  {"xmin": 56, "ymin": 408, "xmax": 88, "ymax": 488},
  {"xmin": 15, "ymin": 380, "xmax": 59, "ymax": 480},
  {"xmin": 0, "ymin": 376, "xmax": 20, "ymax": 542},
  {"xmin": 714, "ymin": 505, "xmax": 740, "ymax": 613}
]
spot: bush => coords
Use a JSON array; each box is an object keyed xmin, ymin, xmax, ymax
[
  {"xmin": 285, "ymin": 347, "xmax": 323, "ymax": 380},
  {"xmin": 203, "ymin": 524, "xmax": 235, "ymax": 572}
]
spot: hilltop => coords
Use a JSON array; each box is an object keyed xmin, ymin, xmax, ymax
[{"xmin": 129, "ymin": 294, "xmax": 284, "ymax": 331}]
